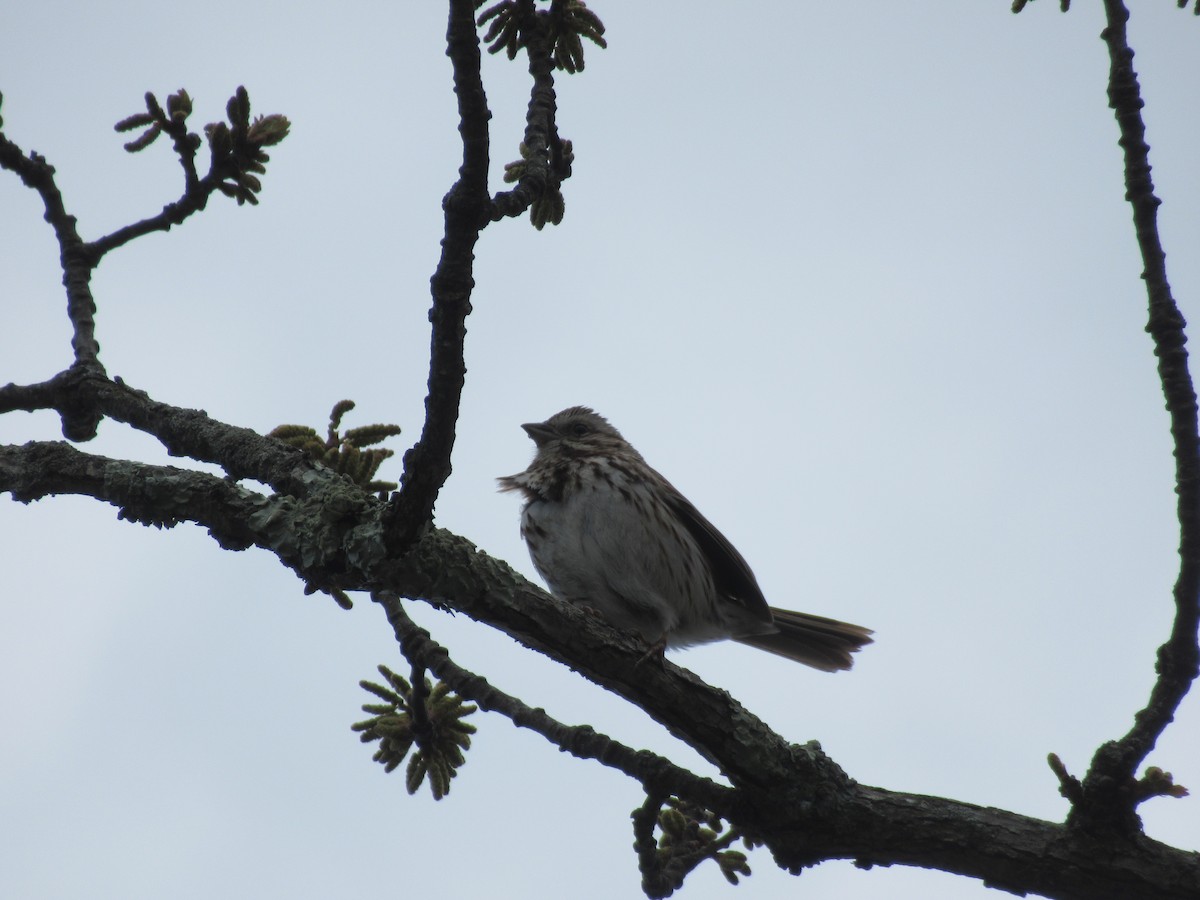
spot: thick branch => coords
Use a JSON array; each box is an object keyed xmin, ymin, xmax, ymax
[
  {"xmin": 0, "ymin": 369, "xmax": 311, "ymax": 494},
  {"xmin": 0, "ymin": 429, "xmax": 826, "ymax": 790},
  {"xmin": 1075, "ymin": 0, "xmax": 1200, "ymax": 837},
  {"xmin": 0, "ymin": 441, "xmax": 263, "ymax": 551},
  {"xmin": 7, "ymin": 436, "xmax": 1200, "ymax": 898},
  {"xmin": 387, "ymin": 0, "xmax": 494, "ymax": 550},
  {"xmin": 818, "ymin": 786, "xmax": 1200, "ymax": 900},
  {"xmin": 374, "ymin": 526, "xmax": 820, "ymax": 790}
]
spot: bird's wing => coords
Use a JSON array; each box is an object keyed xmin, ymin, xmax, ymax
[{"xmin": 661, "ymin": 481, "xmax": 773, "ymax": 624}]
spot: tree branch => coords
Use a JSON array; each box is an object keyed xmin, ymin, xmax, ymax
[
  {"xmin": 85, "ymin": 185, "xmax": 217, "ymax": 260},
  {"xmin": 824, "ymin": 786, "xmax": 1200, "ymax": 900},
  {"xmin": 0, "ymin": 88, "xmax": 287, "ymax": 442},
  {"xmin": 1073, "ymin": 0, "xmax": 1200, "ymax": 838},
  {"xmin": 87, "ymin": 88, "xmax": 289, "ymax": 260},
  {"xmin": 0, "ymin": 427, "xmax": 805, "ymax": 788},
  {"xmin": 85, "ymin": 92, "xmax": 213, "ymax": 259},
  {"xmin": 387, "ymin": 0, "xmax": 494, "ymax": 550},
  {"xmin": 4, "ymin": 5, "xmax": 1198, "ymax": 894},
  {"xmin": 0, "ymin": 119, "xmax": 104, "ymax": 439},
  {"xmin": 489, "ymin": 0, "xmax": 564, "ymax": 221},
  {"xmin": 387, "ymin": 0, "xmax": 583, "ymax": 546},
  {"xmin": 0, "ymin": 369, "xmax": 311, "ymax": 494},
  {"xmin": 0, "ymin": 441, "xmax": 262, "ymax": 551},
  {"xmin": 5, "ymin": 431, "xmax": 1200, "ymax": 897},
  {"xmin": 373, "ymin": 591, "xmax": 735, "ymax": 811}
]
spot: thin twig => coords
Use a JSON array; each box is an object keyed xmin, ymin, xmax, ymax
[
  {"xmin": 85, "ymin": 182, "xmax": 217, "ymax": 260},
  {"xmin": 409, "ymin": 661, "xmax": 431, "ymax": 736},
  {"xmin": 0, "ymin": 132, "xmax": 103, "ymax": 385},
  {"xmin": 372, "ymin": 590, "xmax": 736, "ymax": 813},
  {"xmin": 633, "ymin": 790, "xmax": 675, "ymax": 899},
  {"xmin": 490, "ymin": 0, "xmax": 561, "ymax": 220},
  {"xmin": 1, "ymin": 89, "xmax": 286, "ymax": 439}
]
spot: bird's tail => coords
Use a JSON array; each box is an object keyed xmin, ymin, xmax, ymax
[{"xmin": 735, "ymin": 608, "xmax": 873, "ymax": 672}]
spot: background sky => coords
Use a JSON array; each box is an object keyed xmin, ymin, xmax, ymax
[{"xmin": 3, "ymin": 2, "xmax": 1199, "ymax": 898}]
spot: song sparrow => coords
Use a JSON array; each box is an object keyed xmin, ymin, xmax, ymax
[{"xmin": 498, "ymin": 407, "xmax": 873, "ymax": 671}]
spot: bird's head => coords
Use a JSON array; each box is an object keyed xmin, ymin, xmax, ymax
[{"xmin": 521, "ymin": 406, "xmax": 633, "ymax": 458}]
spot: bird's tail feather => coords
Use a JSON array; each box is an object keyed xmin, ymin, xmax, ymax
[{"xmin": 734, "ymin": 608, "xmax": 873, "ymax": 672}]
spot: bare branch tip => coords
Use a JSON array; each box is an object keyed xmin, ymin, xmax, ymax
[{"xmin": 1048, "ymin": 753, "xmax": 1084, "ymax": 804}]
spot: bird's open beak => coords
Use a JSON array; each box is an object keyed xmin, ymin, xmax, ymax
[{"xmin": 521, "ymin": 421, "xmax": 557, "ymax": 448}]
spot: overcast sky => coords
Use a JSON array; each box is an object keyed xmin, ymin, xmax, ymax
[{"xmin": 3, "ymin": 2, "xmax": 1199, "ymax": 898}]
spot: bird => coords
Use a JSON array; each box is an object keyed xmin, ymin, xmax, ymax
[{"xmin": 498, "ymin": 406, "xmax": 873, "ymax": 671}]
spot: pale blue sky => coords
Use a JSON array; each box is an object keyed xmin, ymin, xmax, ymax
[{"xmin": 2, "ymin": 3, "xmax": 1198, "ymax": 898}]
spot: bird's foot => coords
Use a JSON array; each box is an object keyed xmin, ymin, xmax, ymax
[{"xmin": 634, "ymin": 636, "xmax": 667, "ymax": 669}]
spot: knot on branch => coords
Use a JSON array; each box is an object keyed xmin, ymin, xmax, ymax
[
  {"xmin": 1055, "ymin": 749, "xmax": 1189, "ymax": 840},
  {"xmin": 58, "ymin": 362, "xmax": 107, "ymax": 441}
]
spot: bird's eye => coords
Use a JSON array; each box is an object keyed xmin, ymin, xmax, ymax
[{"xmin": 569, "ymin": 422, "xmax": 590, "ymax": 437}]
